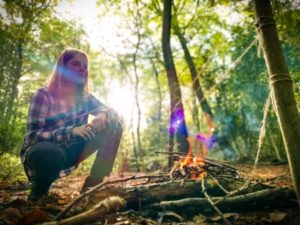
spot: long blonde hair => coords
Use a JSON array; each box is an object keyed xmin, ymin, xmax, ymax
[{"xmin": 48, "ymin": 48, "xmax": 90, "ymax": 105}]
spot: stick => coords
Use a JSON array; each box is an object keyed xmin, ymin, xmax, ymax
[
  {"xmin": 55, "ymin": 175, "xmax": 164, "ymax": 220},
  {"xmin": 201, "ymin": 178, "xmax": 232, "ymax": 225},
  {"xmin": 43, "ymin": 196, "xmax": 126, "ymax": 225},
  {"xmin": 143, "ymin": 187, "xmax": 296, "ymax": 212},
  {"xmin": 214, "ymin": 180, "xmax": 251, "ymax": 205}
]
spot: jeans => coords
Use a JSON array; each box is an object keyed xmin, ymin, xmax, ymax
[{"xmin": 25, "ymin": 121, "xmax": 123, "ymax": 190}]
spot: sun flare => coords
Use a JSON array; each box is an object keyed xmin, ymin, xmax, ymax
[{"xmin": 105, "ymin": 80, "xmax": 135, "ymax": 125}]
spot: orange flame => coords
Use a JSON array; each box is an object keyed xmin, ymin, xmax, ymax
[{"xmin": 177, "ymin": 150, "xmax": 207, "ymax": 181}]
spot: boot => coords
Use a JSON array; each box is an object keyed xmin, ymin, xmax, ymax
[
  {"xmin": 80, "ymin": 176, "xmax": 104, "ymax": 193},
  {"xmin": 28, "ymin": 181, "xmax": 51, "ymax": 202}
]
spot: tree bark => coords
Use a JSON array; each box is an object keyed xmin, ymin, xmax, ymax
[
  {"xmin": 253, "ymin": 0, "xmax": 300, "ymax": 206},
  {"xmin": 162, "ymin": 0, "xmax": 189, "ymax": 166},
  {"xmin": 173, "ymin": 18, "xmax": 212, "ymax": 117},
  {"xmin": 43, "ymin": 197, "xmax": 125, "ymax": 225},
  {"xmin": 172, "ymin": 14, "xmax": 234, "ymax": 159},
  {"xmin": 151, "ymin": 58, "xmax": 163, "ymax": 128},
  {"xmin": 86, "ymin": 177, "xmax": 273, "ymax": 211},
  {"xmin": 133, "ymin": 0, "xmax": 143, "ymax": 157},
  {"xmin": 144, "ymin": 188, "xmax": 296, "ymax": 213}
]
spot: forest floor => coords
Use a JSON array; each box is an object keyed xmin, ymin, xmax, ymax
[{"xmin": 0, "ymin": 163, "xmax": 299, "ymax": 225}]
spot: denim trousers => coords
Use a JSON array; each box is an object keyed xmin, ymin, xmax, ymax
[{"xmin": 25, "ymin": 121, "xmax": 122, "ymax": 188}]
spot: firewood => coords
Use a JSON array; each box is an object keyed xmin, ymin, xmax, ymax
[
  {"xmin": 86, "ymin": 177, "xmax": 267, "ymax": 210},
  {"xmin": 42, "ymin": 196, "xmax": 125, "ymax": 225},
  {"xmin": 143, "ymin": 187, "xmax": 296, "ymax": 213}
]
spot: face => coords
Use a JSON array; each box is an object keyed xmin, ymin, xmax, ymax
[{"xmin": 63, "ymin": 53, "xmax": 88, "ymax": 85}]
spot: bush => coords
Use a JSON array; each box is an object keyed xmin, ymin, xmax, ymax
[{"xmin": 0, "ymin": 153, "xmax": 27, "ymax": 181}]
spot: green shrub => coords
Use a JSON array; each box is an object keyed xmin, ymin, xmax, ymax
[{"xmin": 0, "ymin": 153, "xmax": 27, "ymax": 181}]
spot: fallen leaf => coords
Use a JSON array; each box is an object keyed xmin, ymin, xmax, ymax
[
  {"xmin": 210, "ymin": 213, "xmax": 239, "ymax": 222},
  {"xmin": 2, "ymin": 207, "xmax": 22, "ymax": 225},
  {"xmin": 193, "ymin": 214, "xmax": 207, "ymax": 224},
  {"xmin": 15, "ymin": 208, "xmax": 51, "ymax": 225},
  {"xmin": 57, "ymin": 199, "xmax": 66, "ymax": 205},
  {"xmin": 269, "ymin": 210, "xmax": 287, "ymax": 223}
]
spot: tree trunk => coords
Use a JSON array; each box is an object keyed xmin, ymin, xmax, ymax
[
  {"xmin": 191, "ymin": 92, "xmax": 200, "ymax": 130},
  {"xmin": 253, "ymin": 0, "xmax": 300, "ymax": 206},
  {"xmin": 173, "ymin": 18, "xmax": 212, "ymax": 117},
  {"xmin": 118, "ymin": 58, "xmax": 141, "ymax": 172},
  {"xmin": 162, "ymin": 0, "xmax": 189, "ymax": 166},
  {"xmin": 268, "ymin": 131, "xmax": 282, "ymax": 161},
  {"xmin": 151, "ymin": 58, "xmax": 162, "ymax": 128},
  {"xmin": 133, "ymin": 0, "xmax": 143, "ymax": 157},
  {"xmin": 173, "ymin": 16, "xmax": 234, "ymax": 158}
]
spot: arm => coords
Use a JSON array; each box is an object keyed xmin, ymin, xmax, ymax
[
  {"xmin": 88, "ymin": 94, "xmax": 109, "ymax": 116},
  {"xmin": 88, "ymin": 94, "xmax": 120, "ymax": 132},
  {"xmin": 27, "ymin": 89, "xmax": 74, "ymax": 144}
]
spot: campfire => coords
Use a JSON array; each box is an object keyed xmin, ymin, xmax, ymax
[
  {"xmin": 51, "ymin": 154, "xmax": 296, "ymax": 225},
  {"xmin": 168, "ymin": 151, "xmax": 240, "ymax": 181}
]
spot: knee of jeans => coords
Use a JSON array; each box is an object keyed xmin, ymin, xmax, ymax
[
  {"xmin": 106, "ymin": 119, "xmax": 123, "ymax": 133},
  {"xmin": 27, "ymin": 143, "xmax": 66, "ymax": 167}
]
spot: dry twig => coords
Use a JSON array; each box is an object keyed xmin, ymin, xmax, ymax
[
  {"xmin": 55, "ymin": 175, "xmax": 164, "ymax": 220},
  {"xmin": 201, "ymin": 178, "xmax": 232, "ymax": 225}
]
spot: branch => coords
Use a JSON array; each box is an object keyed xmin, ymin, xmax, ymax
[
  {"xmin": 202, "ymin": 178, "xmax": 232, "ymax": 225},
  {"xmin": 55, "ymin": 175, "xmax": 163, "ymax": 220},
  {"xmin": 43, "ymin": 196, "xmax": 126, "ymax": 225}
]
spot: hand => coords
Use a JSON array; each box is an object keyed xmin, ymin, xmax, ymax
[
  {"xmin": 72, "ymin": 125, "xmax": 96, "ymax": 141},
  {"xmin": 91, "ymin": 111, "xmax": 107, "ymax": 132},
  {"xmin": 106, "ymin": 108, "xmax": 121, "ymax": 124}
]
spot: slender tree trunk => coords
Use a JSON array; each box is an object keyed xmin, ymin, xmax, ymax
[
  {"xmin": 267, "ymin": 131, "xmax": 282, "ymax": 161},
  {"xmin": 130, "ymin": 105, "xmax": 141, "ymax": 172},
  {"xmin": 253, "ymin": 0, "xmax": 300, "ymax": 206},
  {"xmin": 162, "ymin": 0, "xmax": 189, "ymax": 167},
  {"xmin": 151, "ymin": 59, "xmax": 163, "ymax": 128},
  {"xmin": 173, "ymin": 15, "xmax": 235, "ymax": 158},
  {"xmin": 117, "ymin": 58, "xmax": 141, "ymax": 172},
  {"xmin": 133, "ymin": 0, "xmax": 143, "ymax": 157},
  {"xmin": 191, "ymin": 92, "xmax": 200, "ymax": 130},
  {"xmin": 4, "ymin": 40, "xmax": 23, "ymax": 146},
  {"xmin": 173, "ymin": 18, "xmax": 212, "ymax": 117}
]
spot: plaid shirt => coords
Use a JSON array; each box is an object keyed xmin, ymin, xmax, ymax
[{"xmin": 20, "ymin": 87, "xmax": 108, "ymax": 179}]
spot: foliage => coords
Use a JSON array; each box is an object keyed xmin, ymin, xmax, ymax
[
  {"xmin": 1, "ymin": 0, "xmax": 300, "ymax": 178},
  {"xmin": 0, "ymin": 153, "xmax": 26, "ymax": 181}
]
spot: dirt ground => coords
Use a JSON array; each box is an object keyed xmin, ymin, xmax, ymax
[{"xmin": 0, "ymin": 163, "xmax": 299, "ymax": 225}]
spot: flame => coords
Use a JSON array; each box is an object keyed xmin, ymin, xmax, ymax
[{"xmin": 177, "ymin": 149, "xmax": 207, "ymax": 181}]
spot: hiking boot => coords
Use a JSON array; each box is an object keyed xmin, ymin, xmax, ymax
[
  {"xmin": 80, "ymin": 176, "xmax": 104, "ymax": 193},
  {"xmin": 27, "ymin": 181, "xmax": 50, "ymax": 202},
  {"xmin": 28, "ymin": 189, "xmax": 48, "ymax": 202}
]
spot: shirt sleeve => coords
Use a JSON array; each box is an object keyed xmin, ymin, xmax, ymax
[
  {"xmin": 27, "ymin": 89, "xmax": 74, "ymax": 144},
  {"xmin": 87, "ymin": 94, "xmax": 109, "ymax": 116}
]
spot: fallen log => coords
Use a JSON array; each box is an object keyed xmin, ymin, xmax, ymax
[
  {"xmin": 143, "ymin": 187, "xmax": 297, "ymax": 216},
  {"xmin": 86, "ymin": 177, "xmax": 268, "ymax": 210},
  {"xmin": 43, "ymin": 196, "xmax": 125, "ymax": 225}
]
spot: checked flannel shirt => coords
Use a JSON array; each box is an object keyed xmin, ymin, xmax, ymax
[{"xmin": 20, "ymin": 87, "xmax": 108, "ymax": 179}]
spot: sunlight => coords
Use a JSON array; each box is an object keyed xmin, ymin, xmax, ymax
[
  {"xmin": 55, "ymin": 0, "xmax": 132, "ymax": 54},
  {"xmin": 103, "ymin": 80, "xmax": 136, "ymax": 126}
]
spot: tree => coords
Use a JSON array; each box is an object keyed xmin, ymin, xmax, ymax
[
  {"xmin": 0, "ymin": 0, "xmax": 53, "ymax": 152},
  {"xmin": 0, "ymin": 1, "xmax": 89, "ymax": 153},
  {"xmin": 253, "ymin": 0, "xmax": 300, "ymax": 206},
  {"xmin": 162, "ymin": 0, "xmax": 189, "ymax": 166}
]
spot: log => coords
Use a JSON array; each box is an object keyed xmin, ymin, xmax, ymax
[
  {"xmin": 143, "ymin": 188, "xmax": 297, "ymax": 216},
  {"xmin": 86, "ymin": 177, "xmax": 268, "ymax": 210},
  {"xmin": 42, "ymin": 196, "xmax": 125, "ymax": 225}
]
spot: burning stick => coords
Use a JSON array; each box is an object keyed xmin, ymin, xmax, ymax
[{"xmin": 155, "ymin": 151, "xmax": 240, "ymax": 179}]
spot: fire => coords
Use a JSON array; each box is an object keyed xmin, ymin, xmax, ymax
[{"xmin": 176, "ymin": 149, "xmax": 207, "ymax": 181}]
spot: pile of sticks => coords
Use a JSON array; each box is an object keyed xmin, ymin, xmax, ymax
[{"xmin": 46, "ymin": 155, "xmax": 296, "ymax": 225}]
